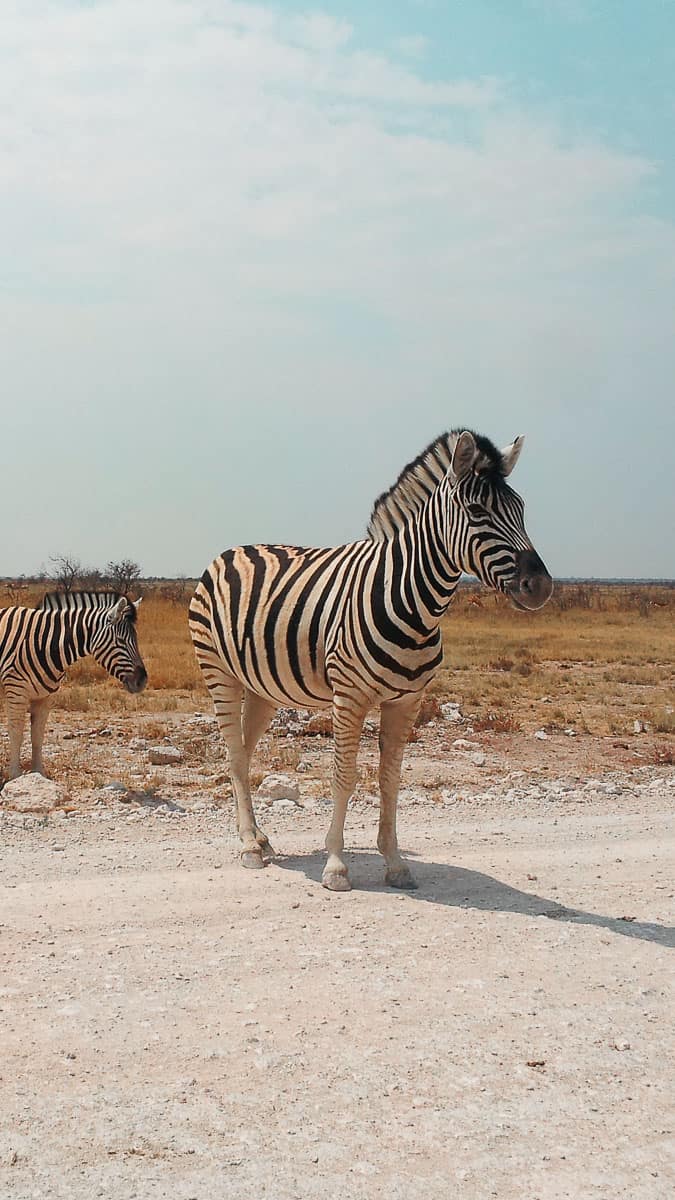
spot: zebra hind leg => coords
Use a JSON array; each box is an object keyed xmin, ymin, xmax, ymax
[
  {"xmin": 30, "ymin": 697, "xmax": 52, "ymax": 777},
  {"xmin": 377, "ymin": 693, "xmax": 424, "ymax": 889},
  {"xmin": 207, "ymin": 674, "xmax": 272, "ymax": 869},
  {"xmin": 322, "ymin": 694, "xmax": 369, "ymax": 892},
  {"xmin": 242, "ymin": 690, "xmax": 278, "ymax": 858}
]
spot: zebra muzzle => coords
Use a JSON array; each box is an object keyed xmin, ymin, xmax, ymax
[
  {"xmin": 507, "ymin": 550, "xmax": 553, "ymax": 611},
  {"xmin": 123, "ymin": 666, "xmax": 148, "ymax": 693}
]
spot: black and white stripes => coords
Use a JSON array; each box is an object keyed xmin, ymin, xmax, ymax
[
  {"xmin": 189, "ymin": 428, "xmax": 552, "ymax": 889},
  {"xmin": 0, "ymin": 592, "xmax": 146, "ymax": 779}
]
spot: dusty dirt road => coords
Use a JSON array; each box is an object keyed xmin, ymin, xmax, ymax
[{"xmin": 2, "ymin": 766, "xmax": 674, "ymax": 1200}]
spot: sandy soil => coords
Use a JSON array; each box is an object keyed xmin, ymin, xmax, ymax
[{"xmin": 1, "ymin": 712, "xmax": 674, "ymax": 1199}]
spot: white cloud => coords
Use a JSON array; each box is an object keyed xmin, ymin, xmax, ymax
[{"xmin": 0, "ymin": 0, "xmax": 673, "ymax": 575}]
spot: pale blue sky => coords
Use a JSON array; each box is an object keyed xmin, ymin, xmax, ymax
[{"xmin": 1, "ymin": 0, "xmax": 674, "ymax": 579}]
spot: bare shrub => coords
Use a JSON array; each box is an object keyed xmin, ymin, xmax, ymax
[
  {"xmin": 49, "ymin": 555, "xmax": 84, "ymax": 592},
  {"xmin": 105, "ymin": 560, "xmax": 142, "ymax": 594},
  {"xmin": 490, "ymin": 657, "xmax": 514, "ymax": 672},
  {"xmin": 158, "ymin": 577, "xmax": 192, "ymax": 604},
  {"xmin": 473, "ymin": 711, "xmax": 521, "ymax": 733},
  {"xmin": 414, "ymin": 695, "xmax": 443, "ymax": 727}
]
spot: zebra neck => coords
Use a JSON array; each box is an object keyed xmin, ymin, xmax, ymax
[
  {"xmin": 53, "ymin": 609, "xmax": 95, "ymax": 670},
  {"xmin": 389, "ymin": 488, "xmax": 461, "ymax": 633}
]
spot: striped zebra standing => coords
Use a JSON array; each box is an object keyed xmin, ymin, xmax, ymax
[
  {"xmin": 189, "ymin": 429, "xmax": 552, "ymax": 891},
  {"xmin": 0, "ymin": 592, "xmax": 146, "ymax": 780}
]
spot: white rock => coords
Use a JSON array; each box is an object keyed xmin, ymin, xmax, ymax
[
  {"xmin": 470, "ymin": 751, "xmax": 487, "ymax": 767},
  {"xmin": 441, "ymin": 703, "xmax": 463, "ymax": 722},
  {"xmin": 148, "ymin": 746, "xmax": 183, "ymax": 766},
  {"xmin": 453, "ymin": 738, "xmax": 478, "ymax": 751},
  {"xmin": 534, "ymin": 730, "xmax": 549, "ymax": 741},
  {"xmin": 257, "ymin": 773, "xmax": 300, "ymax": 802},
  {"xmin": 1, "ymin": 773, "xmax": 69, "ymax": 813}
]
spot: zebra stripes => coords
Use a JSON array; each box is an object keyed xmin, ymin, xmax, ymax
[
  {"xmin": 0, "ymin": 592, "xmax": 146, "ymax": 780},
  {"xmin": 189, "ymin": 428, "xmax": 552, "ymax": 890}
]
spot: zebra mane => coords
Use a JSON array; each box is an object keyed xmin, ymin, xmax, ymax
[
  {"xmin": 39, "ymin": 591, "xmax": 137, "ymax": 621},
  {"xmin": 367, "ymin": 429, "xmax": 505, "ymax": 541}
]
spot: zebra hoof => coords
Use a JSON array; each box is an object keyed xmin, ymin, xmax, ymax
[
  {"xmin": 321, "ymin": 869, "xmax": 352, "ymax": 893},
  {"xmin": 255, "ymin": 832, "xmax": 275, "ymax": 858},
  {"xmin": 241, "ymin": 848, "xmax": 265, "ymax": 870},
  {"xmin": 385, "ymin": 867, "xmax": 418, "ymax": 890}
]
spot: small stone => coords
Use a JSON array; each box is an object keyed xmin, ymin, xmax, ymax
[
  {"xmin": 453, "ymin": 738, "xmax": 477, "ymax": 750},
  {"xmin": 441, "ymin": 703, "xmax": 463, "ymax": 722},
  {"xmin": 257, "ymin": 774, "xmax": 300, "ymax": 802},
  {"xmin": 534, "ymin": 730, "xmax": 549, "ymax": 741},
  {"xmin": 148, "ymin": 746, "xmax": 183, "ymax": 766},
  {"xmin": 101, "ymin": 781, "xmax": 127, "ymax": 793},
  {"xmin": 470, "ymin": 751, "xmax": 487, "ymax": 767},
  {"xmin": 1, "ymin": 773, "xmax": 69, "ymax": 813}
]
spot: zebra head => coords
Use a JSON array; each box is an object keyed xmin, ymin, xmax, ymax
[
  {"xmin": 89, "ymin": 596, "xmax": 148, "ymax": 693},
  {"xmin": 448, "ymin": 431, "xmax": 553, "ymax": 611}
]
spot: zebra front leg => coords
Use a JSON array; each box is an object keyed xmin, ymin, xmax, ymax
[
  {"xmin": 6, "ymin": 696, "xmax": 28, "ymax": 780},
  {"xmin": 377, "ymin": 693, "xmax": 424, "ymax": 889},
  {"xmin": 322, "ymin": 694, "xmax": 369, "ymax": 892},
  {"xmin": 30, "ymin": 697, "xmax": 52, "ymax": 777}
]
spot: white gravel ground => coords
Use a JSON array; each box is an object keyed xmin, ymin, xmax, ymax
[{"xmin": 1, "ymin": 773, "xmax": 674, "ymax": 1200}]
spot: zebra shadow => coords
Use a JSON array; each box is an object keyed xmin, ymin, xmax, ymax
[{"xmin": 274, "ymin": 850, "xmax": 675, "ymax": 949}]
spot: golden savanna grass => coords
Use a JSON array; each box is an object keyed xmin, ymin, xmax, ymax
[{"xmin": 0, "ymin": 582, "xmax": 673, "ymax": 739}]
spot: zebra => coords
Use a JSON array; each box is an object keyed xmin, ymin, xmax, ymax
[
  {"xmin": 0, "ymin": 592, "xmax": 147, "ymax": 781},
  {"xmin": 189, "ymin": 428, "xmax": 552, "ymax": 891}
]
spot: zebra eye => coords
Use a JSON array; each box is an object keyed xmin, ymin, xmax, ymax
[{"xmin": 467, "ymin": 503, "xmax": 486, "ymax": 521}]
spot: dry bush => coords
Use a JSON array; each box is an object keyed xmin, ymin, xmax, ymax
[
  {"xmin": 490, "ymin": 657, "xmax": 514, "ymax": 672},
  {"xmin": 647, "ymin": 745, "xmax": 675, "ymax": 766},
  {"xmin": 649, "ymin": 707, "xmax": 675, "ymax": 734},
  {"xmin": 473, "ymin": 712, "xmax": 522, "ymax": 734},
  {"xmin": 414, "ymin": 695, "xmax": 443, "ymax": 727}
]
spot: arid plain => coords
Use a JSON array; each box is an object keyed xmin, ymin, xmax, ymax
[{"xmin": 1, "ymin": 584, "xmax": 674, "ymax": 1199}]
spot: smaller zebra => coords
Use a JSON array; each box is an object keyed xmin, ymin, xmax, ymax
[{"xmin": 0, "ymin": 592, "xmax": 147, "ymax": 781}]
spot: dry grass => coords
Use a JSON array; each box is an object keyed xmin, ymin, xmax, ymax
[
  {"xmin": 430, "ymin": 585, "xmax": 675, "ymax": 736},
  {"xmin": 0, "ymin": 582, "xmax": 673, "ymax": 739}
]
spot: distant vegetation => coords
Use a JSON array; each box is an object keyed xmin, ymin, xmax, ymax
[{"xmin": 0, "ymin": 580, "xmax": 672, "ymax": 747}]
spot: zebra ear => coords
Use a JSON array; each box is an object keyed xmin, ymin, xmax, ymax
[
  {"xmin": 450, "ymin": 431, "xmax": 478, "ymax": 480},
  {"xmin": 501, "ymin": 435, "xmax": 524, "ymax": 477},
  {"xmin": 133, "ymin": 597, "xmax": 143, "ymax": 611},
  {"xmin": 106, "ymin": 597, "xmax": 127, "ymax": 625}
]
